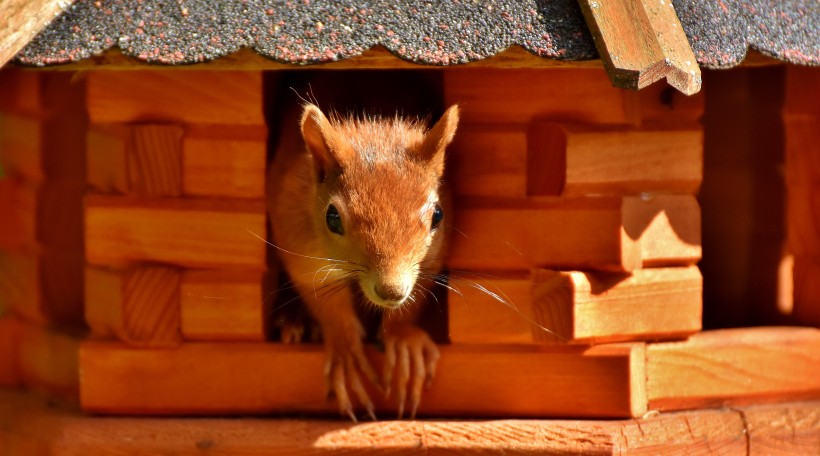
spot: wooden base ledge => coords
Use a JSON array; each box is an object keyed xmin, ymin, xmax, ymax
[
  {"xmin": 79, "ymin": 342, "xmax": 646, "ymax": 419},
  {"xmin": 0, "ymin": 389, "xmax": 818, "ymax": 455}
]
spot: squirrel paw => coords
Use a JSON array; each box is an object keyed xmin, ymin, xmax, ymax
[
  {"xmin": 323, "ymin": 331, "xmax": 380, "ymax": 422},
  {"xmin": 382, "ymin": 324, "xmax": 440, "ymax": 420},
  {"xmin": 278, "ymin": 322, "xmax": 304, "ymax": 344}
]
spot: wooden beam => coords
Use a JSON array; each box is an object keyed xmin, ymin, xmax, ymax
[
  {"xmin": 180, "ymin": 269, "xmax": 270, "ymax": 341},
  {"xmin": 84, "ymin": 195, "xmax": 267, "ymax": 269},
  {"xmin": 86, "ymin": 71, "xmax": 265, "ymax": 126},
  {"xmin": 444, "ymin": 68, "xmax": 640, "ymax": 125},
  {"xmin": 447, "ymin": 124, "xmax": 528, "ymax": 198},
  {"xmin": 79, "ymin": 342, "xmax": 647, "ymax": 418},
  {"xmin": 533, "ymin": 266, "xmax": 702, "ymax": 344},
  {"xmin": 448, "ymin": 195, "xmax": 700, "ymax": 272},
  {"xmin": 527, "ymin": 122, "xmax": 703, "ymax": 196},
  {"xmin": 448, "ymin": 196, "xmax": 641, "ymax": 271},
  {"xmin": 84, "ymin": 265, "xmax": 182, "ymax": 347},
  {"xmin": 647, "ymin": 327, "xmax": 820, "ymax": 411},
  {"xmin": 578, "ymin": 0, "xmax": 701, "ymax": 94},
  {"xmin": 0, "ymin": 0, "xmax": 77, "ymax": 69},
  {"xmin": 181, "ymin": 128, "xmax": 267, "ymax": 199},
  {"xmin": 448, "ymin": 266, "xmax": 701, "ymax": 344}
]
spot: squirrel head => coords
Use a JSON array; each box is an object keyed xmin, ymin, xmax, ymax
[{"xmin": 300, "ymin": 103, "xmax": 459, "ymax": 309}]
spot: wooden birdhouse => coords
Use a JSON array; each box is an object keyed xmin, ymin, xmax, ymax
[{"xmin": 0, "ymin": 0, "xmax": 818, "ymax": 453}]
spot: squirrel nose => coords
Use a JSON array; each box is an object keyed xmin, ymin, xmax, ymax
[{"xmin": 374, "ymin": 282, "xmax": 408, "ymax": 303}]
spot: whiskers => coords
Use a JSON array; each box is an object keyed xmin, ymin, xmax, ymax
[{"xmin": 417, "ymin": 268, "xmax": 568, "ymax": 342}]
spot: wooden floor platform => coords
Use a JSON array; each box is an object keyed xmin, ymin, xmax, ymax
[{"xmin": 0, "ymin": 388, "xmax": 817, "ymax": 455}]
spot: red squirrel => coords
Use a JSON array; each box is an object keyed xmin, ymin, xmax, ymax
[{"xmin": 267, "ymin": 102, "xmax": 459, "ymax": 420}]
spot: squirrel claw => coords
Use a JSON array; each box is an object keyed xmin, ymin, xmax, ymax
[
  {"xmin": 325, "ymin": 331, "xmax": 379, "ymax": 422},
  {"xmin": 382, "ymin": 324, "xmax": 439, "ymax": 420}
]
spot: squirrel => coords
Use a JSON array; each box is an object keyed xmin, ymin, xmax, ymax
[{"xmin": 267, "ymin": 101, "xmax": 459, "ymax": 421}]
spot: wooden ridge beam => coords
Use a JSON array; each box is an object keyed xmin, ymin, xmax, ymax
[{"xmin": 578, "ymin": 0, "xmax": 702, "ymax": 95}]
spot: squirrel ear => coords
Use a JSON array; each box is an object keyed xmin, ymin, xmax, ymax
[
  {"xmin": 421, "ymin": 104, "xmax": 459, "ymax": 176},
  {"xmin": 300, "ymin": 104, "xmax": 347, "ymax": 181}
]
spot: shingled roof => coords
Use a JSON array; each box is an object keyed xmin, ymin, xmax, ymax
[{"xmin": 11, "ymin": 0, "xmax": 820, "ymax": 69}]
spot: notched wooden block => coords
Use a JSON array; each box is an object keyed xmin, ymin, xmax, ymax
[
  {"xmin": 448, "ymin": 267, "xmax": 702, "ymax": 345},
  {"xmin": 533, "ymin": 266, "xmax": 702, "ymax": 344},
  {"xmin": 85, "ymin": 264, "xmax": 182, "ymax": 347},
  {"xmin": 87, "ymin": 124, "xmax": 184, "ymax": 196},
  {"xmin": 527, "ymin": 122, "xmax": 703, "ymax": 196}
]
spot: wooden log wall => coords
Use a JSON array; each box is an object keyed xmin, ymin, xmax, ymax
[
  {"xmin": 0, "ymin": 71, "xmax": 86, "ymax": 327},
  {"xmin": 82, "ymin": 71, "xmax": 271, "ymax": 345},
  {"xmin": 1, "ymin": 66, "xmax": 818, "ymax": 422},
  {"xmin": 444, "ymin": 68, "xmax": 704, "ymax": 345}
]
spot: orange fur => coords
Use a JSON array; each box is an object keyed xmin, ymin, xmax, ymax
[{"xmin": 267, "ymin": 102, "xmax": 459, "ymax": 418}]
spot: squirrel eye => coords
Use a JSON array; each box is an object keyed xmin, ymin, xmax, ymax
[
  {"xmin": 431, "ymin": 203, "xmax": 444, "ymax": 230},
  {"xmin": 326, "ymin": 204, "xmax": 344, "ymax": 235}
]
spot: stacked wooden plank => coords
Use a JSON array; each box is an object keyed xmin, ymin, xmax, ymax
[
  {"xmin": 0, "ymin": 70, "xmax": 85, "ymax": 398},
  {"xmin": 785, "ymin": 66, "xmax": 820, "ymax": 326},
  {"xmin": 81, "ymin": 71, "xmax": 271, "ymax": 349}
]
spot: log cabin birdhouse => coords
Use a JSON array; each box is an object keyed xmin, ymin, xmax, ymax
[{"xmin": 0, "ymin": 0, "xmax": 818, "ymax": 453}]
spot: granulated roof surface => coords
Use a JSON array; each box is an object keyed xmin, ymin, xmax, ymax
[{"xmin": 13, "ymin": 0, "xmax": 819, "ymax": 68}]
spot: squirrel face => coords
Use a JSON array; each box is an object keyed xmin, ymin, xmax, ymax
[{"xmin": 300, "ymin": 104, "xmax": 459, "ymax": 309}]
